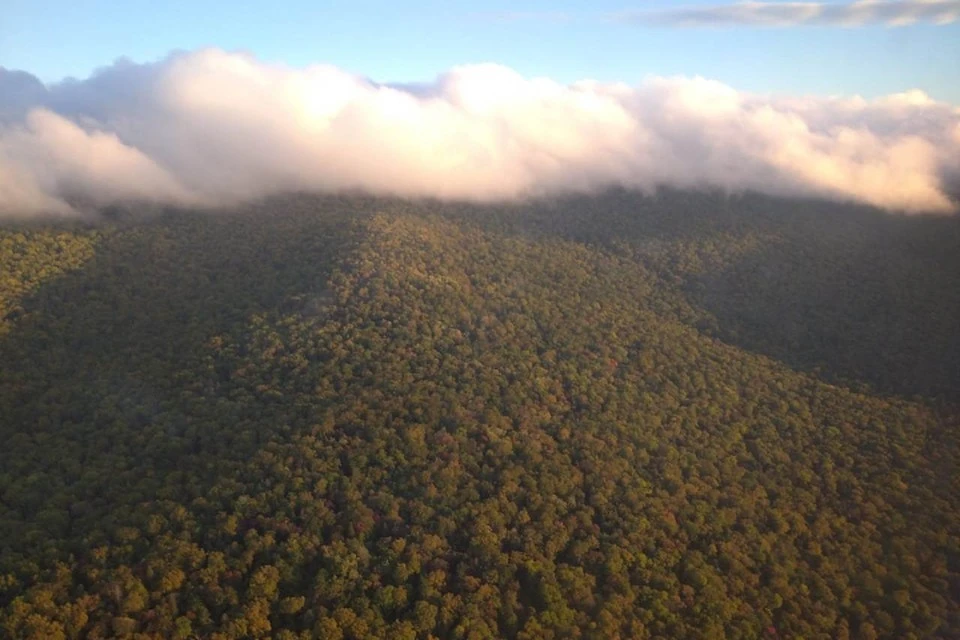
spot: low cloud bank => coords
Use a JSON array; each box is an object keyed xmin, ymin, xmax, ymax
[{"xmin": 1, "ymin": 49, "xmax": 958, "ymax": 217}]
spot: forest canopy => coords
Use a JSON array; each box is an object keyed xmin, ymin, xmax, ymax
[{"xmin": 0, "ymin": 189, "xmax": 958, "ymax": 639}]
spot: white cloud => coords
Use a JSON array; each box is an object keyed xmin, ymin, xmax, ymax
[
  {"xmin": 621, "ymin": 0, "xmax": 960, "ymax": 28},
  {"xmin": 0, "ymin": 49, "xmax": 958, "ymax": 217}
]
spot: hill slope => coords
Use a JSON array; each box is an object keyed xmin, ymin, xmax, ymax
[{"xmin": 1, "ymin": 192, "xmax": 958, "ymax": 639}]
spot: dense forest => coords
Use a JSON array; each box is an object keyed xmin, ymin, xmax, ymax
[{"xmin": 0, "ymin": 190, "xmax": 958, "ymax": 639}]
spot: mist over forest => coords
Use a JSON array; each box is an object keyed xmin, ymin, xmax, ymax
[{"xmin": 2, "ymin": 49, "xmax": 960, "ymax": 218}]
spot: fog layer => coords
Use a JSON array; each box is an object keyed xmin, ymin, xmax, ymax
[{"xmin": 1, "ymin": 49, "xmax": 958, "ymax": 217}]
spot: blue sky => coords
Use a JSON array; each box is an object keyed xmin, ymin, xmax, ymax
[{"xmin": 1, "ymin": 0, "xmax": 958, "ymax": 102}]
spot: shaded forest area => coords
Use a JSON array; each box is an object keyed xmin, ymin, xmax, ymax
[{"xmin": 0, "ymin": 191, "xmax": 958, "ymax": 639}]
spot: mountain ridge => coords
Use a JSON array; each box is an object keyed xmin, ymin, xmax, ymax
[{"xmin": 0, "ymin": 191, "xmax": 957, "ymax": 639}]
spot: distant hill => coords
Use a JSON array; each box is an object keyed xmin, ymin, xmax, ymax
[{"xmin": 1, "ymin": 191, "xmax": 958, "ymax": 639}]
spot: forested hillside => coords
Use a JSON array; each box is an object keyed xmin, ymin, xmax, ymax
[{"xmin": 1, "ymin": 191, "xmax": 958, "ymax": 639}]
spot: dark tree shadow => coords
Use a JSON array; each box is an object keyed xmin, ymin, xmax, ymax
[
  {"xmin": 422, "ymin": 187, "xmax": 960, "ymax": 400},
  {"xmin": 0, "ymin": 196, "xmax": 356, "ymax": 557},
  {"xmin": 689, "ymin": 206, "xmax": 960, "ymax": 401}
]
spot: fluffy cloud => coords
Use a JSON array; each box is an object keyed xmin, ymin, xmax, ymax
[{"xmin": 0, "ymin": 49, "xmax": 958, "ymax": 217}]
